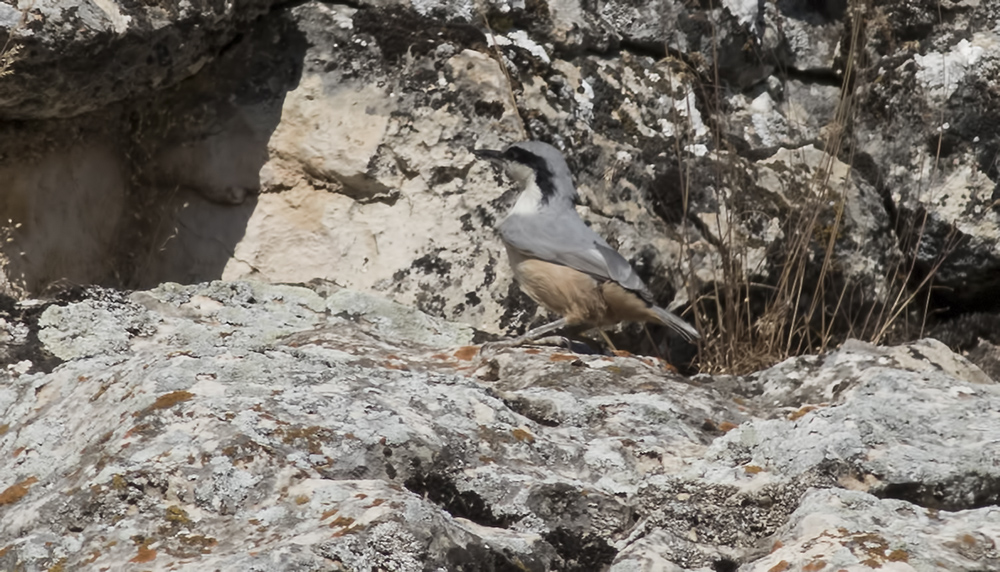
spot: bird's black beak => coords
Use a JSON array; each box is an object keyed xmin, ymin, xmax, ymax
[{"xmin": 472, "ymin": 148, "xmax": 505, "ymax": 162}]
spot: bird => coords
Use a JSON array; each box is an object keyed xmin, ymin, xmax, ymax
[{"xmin": 472, "ymin": 140, "xmax": 700, "ymax": 349}]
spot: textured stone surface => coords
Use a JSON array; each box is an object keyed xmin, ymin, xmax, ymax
[
  {"xmin": 702, "ymin": 338, "xmax": 1000, "ymax": 511},
  {"xmin": 1, "ymin": 282, "xmax": 998, "ymax": 570},
  {"xmin": 749, "ymin": 488, "xmax": 1000, "ymax": 572},
  {"xmin": 0, "ymin": 0, "xmax": 284, "ymax": 118},
  {"xmin": 853, "ymin": 0, "xmax": 1000, "ymax": 312},
  {"xmin": 1, "ymin": 0, "xmax": 998, "ymax": 347}
]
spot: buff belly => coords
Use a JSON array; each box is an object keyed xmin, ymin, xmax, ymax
[{"xmin": 505, "ymin": 245, "xmax": 657, "ymax": 327}]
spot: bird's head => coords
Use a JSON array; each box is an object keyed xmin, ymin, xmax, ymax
[{"xmin": 473, "ymin": 141, "xmax": 578, "ymax": 207}]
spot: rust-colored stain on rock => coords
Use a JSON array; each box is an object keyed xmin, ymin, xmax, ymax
[
  {"xmin": 453, "ymin": 346, "xmax": 479, "ymax": 361},
  {"xmin": 788, "ymin": 405, "xmax": 818, "ymax": 420},
  {"xmin": 134, "ymin": 391, "xmax": 195, "ymax": 417},
  {"xmin": 129, "ymin": 543, "xmax": 156, "ymax": 563},
  {"xmin": 887, "ymin": 549, "xmax": 909, "ymax": 562},
  {"xmin": 328, "ymin": 515, "xmax": 356, "ymax": 529},
  {"xmin": 512, "ymin": 428, "xmax": 535, "ymax": 443},
  {"xmin": 0, "ymin": 476, "xmax": 38, "ymax": 505}
]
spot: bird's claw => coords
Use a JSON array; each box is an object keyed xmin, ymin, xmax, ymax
[{"xmin": 480, "ymin": 335, "xmax": 596, "ymax": 357}]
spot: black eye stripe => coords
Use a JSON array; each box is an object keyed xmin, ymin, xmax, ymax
[{"xmin": 504, "ymin": 147, "xmax": 557, "ymax": 203}]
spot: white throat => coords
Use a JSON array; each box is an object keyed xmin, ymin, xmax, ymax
[{"xmin": 508, "ymin": 179, "xmax": 544, "ymax": 216}]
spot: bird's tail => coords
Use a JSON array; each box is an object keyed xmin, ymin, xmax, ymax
[{"xmin": 651, "ymin": 306, "xmax": 700, "ymax": 342}]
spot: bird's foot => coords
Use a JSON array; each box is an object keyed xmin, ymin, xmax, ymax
[
  {"xmin": 478, "ymin": 339, "xmax": 523, "ymax": 357},
  {"xmin": 480, "ymin": 335, "xmax": 596, "ymax": 357}
]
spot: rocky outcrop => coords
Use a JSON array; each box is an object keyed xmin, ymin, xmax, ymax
[
  {"xmin": 851, "ymin": 0, "xmax": 1000, "ymax": 313},
  {"xmin": 0, "ymin": 282, "xmax": 997, "ymax": 570},
  {"xmin": 0, "ymin": 0, "xmax": 284, "ymax": 119},
  {"xmin": 0, "ymin": 0, "xmax": 997, "ymax": 349}
]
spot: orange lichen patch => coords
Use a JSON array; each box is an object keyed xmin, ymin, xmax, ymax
[
  {"xmin": 321, "ymin": 508, "xmax": 339, "ymax": 520},
  {"xmin": 46, "ymin": 557, "xmax": 67, "ymax": 571},
  {"xmin": 768, "ymin": 560, "xmax": 790, "ymax": 572},
  {"xmin": 887, "ymin": 549, "xmax": 909, "ymax": 562},
  {"xmin": 294, "ymin": 495, "xmax": 309, "ymax": 505},
  {"xmin": 512, "ymin": 428, "xmax": 535, "ymax": 443},
  {"xmin": 354, "ymin": 493, "xmax": 368, "ymax": 499},
  {"xmin": 367, "ymin": 498, "xmax": 386, "ymax": 508},
  {"xmin": 0, "ymin": 423, "xmax": 9, "ymax": 435},
  {"xmin": 0, "ymin": 476, "xmax": 38, "ymax": 505},
  {"xmin": 718, "ymin": 421, "xmax": 738, "ymax": 432},
  {"xmin": 743, "ymin": 465, "xmax": 764, "ymax": 474},
  {"xmin": 454, "ymin": 346, "xmax": 479, "ymax": 361},
  {"xmin": 329, "ymin": 516, "xmax": 355, "ymax": 529},
  {"xmin": 844, "ymin": 531, "xmax": 899, "ymax": 567},
  {"xmin": 770, "ymin": 540, "xmax": 784, "ymax": 553},
  {"xmin": 789, "ymin": 405, "xmax": 818, "ymax": 421},
  {"xmin": 11, "ymin": 446, "xmax": 25, "ymax": 457},
  {"xmin": 524, "ymin": 348, "xmax": 540, "ymax": 354},
  {"xmin": 84, "ymin": 550, "xmax": 101, "ymax": 564},
  {"xmin": 179, "ymin": 535, "xmax": 217, "ymax": 554},
  {"xmin": 129, "ymin": 540, "xmax": 156, "ymax": 563},
  {"xmin": 803, "ymin": 560, "xmax": 827, "ymax": 571},
  {"xmin": 134, "ymin": 391, "xmax": 194, "ymax": 417},
  {"xmin": 960, "ymin": 534, "xmax": 979, "ymax": 546},
  {"xmin": 123, "ymin": 423, "xmax": 155, "ymax": 439},
  {"xmin": 383, "ymin": 362, "xmax": 411, "ymax": 371},
  {"xmin": 641, "ymin": 357, "xmax": 677, "ymax": 372},
  {"xmin": 549, "ymin": 353, "xmax": 578, "ymax": 362},
  {"xmin": 0, "ymin": 545, "xmax": 11, "ymax": 558},
  {"xmin": 276, "ymin": 425, "xmax": 333, "ymax": 455}
]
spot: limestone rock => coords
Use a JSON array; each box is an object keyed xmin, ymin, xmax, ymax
[
  {"xmin": 1, "ymin": 282, "xmax": 998, "ymax": 570},
  {"xmin": 0, "ymin": 0, "xmax": 283, "ymax": 118}
]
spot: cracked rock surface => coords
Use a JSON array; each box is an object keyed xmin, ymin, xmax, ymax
[{"xmin": 0, "ymin": 281, "xmax": 997, "ymax": 570}]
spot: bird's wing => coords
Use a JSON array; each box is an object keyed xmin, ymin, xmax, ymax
[{"xmin": 500, "ymin": 212, "xmax": 654, "ymax": 301}]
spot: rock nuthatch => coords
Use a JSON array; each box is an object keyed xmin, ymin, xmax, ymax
[{"xmin": 473, "ymin": 141, "xmax": 700, "ymax": 346}]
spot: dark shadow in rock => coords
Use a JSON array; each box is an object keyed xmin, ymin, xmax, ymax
[
  {"xmin": 713, "ymin": 557, "xmax": 741, "ymax": 572},
  {"xmin": 444, "ymin": 543, "xmax": 547, "ymax": 572},
  {"xmin": 404, "ymin": 471, "xmax": 520, "ymax": 529},
  {"xmin": 115, "ymin": 8, "xmax": 308, "ymax": 289},
  {"xmin": 0, "ymin": 7, "xmax": 308, "ymax": 294},
  {"xmin": 877, "ymin": 475, "xmax": 1000, "ymax": 512},
  {"xmin": 0, "ymin": 292, "xmax": 62, "ymax": 374},
  {"xmin": 543, "ymin": 528, "xmax": 617, "ymax": 572}
]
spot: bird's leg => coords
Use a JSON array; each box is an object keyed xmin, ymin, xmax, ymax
[
  {"xmin": 515, "ymin": 318, "xmax": 569, "ymax": 344},
  {"xmin": 597, "ymin": 329, "xmax": 618, "ymax": 352},
  {"xmin": 480, "ymin": 318, "xmax": 570, "ymax": 355}
]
